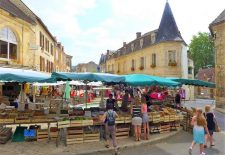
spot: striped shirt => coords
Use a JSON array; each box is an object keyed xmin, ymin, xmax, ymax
[{"xmin": 132, "ymin": 105, "xmax": 142, "ymax": 118}]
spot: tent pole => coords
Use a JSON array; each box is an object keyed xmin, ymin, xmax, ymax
[{"xmin": 85, "ymin": 82, "xmax": 88, "ymax": 108}]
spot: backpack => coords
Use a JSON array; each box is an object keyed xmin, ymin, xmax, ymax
[{"xmin": 107, "ymin": 111, "xmax": 115, "ymax": 126}]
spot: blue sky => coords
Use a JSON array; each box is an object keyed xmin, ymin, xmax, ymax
[{"xmin": 23, "ymin": 0, "xmax": 225, "ymax": 66}]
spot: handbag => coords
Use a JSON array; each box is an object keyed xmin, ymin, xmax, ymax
[{"xmin": 214, "ymin": 117, "xmax": 220, "ymax": 132}]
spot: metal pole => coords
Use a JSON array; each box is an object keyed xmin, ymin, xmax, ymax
[{"xmin": 85, "ymin": 82, "xmax": 88, "ymax": 108}]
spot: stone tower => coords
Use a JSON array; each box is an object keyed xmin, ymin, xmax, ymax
[{"xmin": 209, "ymin": 9, "xmax": 225, "ymax": 108}]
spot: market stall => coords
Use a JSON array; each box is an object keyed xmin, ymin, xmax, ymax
[{"xmin": 1, "ymin": 72, "xmax": 214, "ymax": 147}]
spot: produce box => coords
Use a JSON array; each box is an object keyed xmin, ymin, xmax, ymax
[
  {"xmin": 124, "ymin": 116, "xmax": 131, "ymax": 123},
  {"xmin": 115, "ymin": 117, "xmax": 124, "ymax": 124},
  {"xmin": 169, "ymin": 114, "xmax": 176, "ymax": 122},
  {"xmin": 82, "ymin": 119, "xmax": 93, "ymax": 126},
  {"xmin": 15, "ymin": 117, "xmax": 30, "ymax": 123},
  {"xmin": 58, "ymin": 120, "xmax": 70, "ymax": 128},
  {"xmin": 163, "ymin": 115, "xmax": 170, "ymax": 122}
]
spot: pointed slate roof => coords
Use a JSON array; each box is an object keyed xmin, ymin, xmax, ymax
[
  {"xmin": 156, "ymin": 2, "xmax": 184, "ymax": 43},
  {"xmin": 210, "ymin": 9, "xmax": 225, "ymax": 27}
]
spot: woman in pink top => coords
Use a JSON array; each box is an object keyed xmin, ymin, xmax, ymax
[{"xmin": 141, "ymin": 96, "xmax": 149, "ymax": 140}]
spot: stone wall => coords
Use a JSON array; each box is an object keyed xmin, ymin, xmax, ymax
[{"xmin": 212, "ymin": 22, "xmax": 225, "ymax": 108}]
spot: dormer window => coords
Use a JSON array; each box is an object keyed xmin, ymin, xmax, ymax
[
  {"xmin": 131, "ymin": 43, "xmax": 134, "ymax": 51},
  {"xmin": 140, "ymin": 39, "xmax": 144, "ymax": 48},
  {"xmin": 151, "ymin": 33, "xmax": 156, "ymax": 43}
]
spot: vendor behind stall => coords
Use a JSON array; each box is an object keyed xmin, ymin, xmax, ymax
[
  {"xmin": 175, "ymin": 90, "xmax": 181, "ymax": 108},
  {"xmin": 121, "ymin": 90, "xmax": 130, "ymax": 112},
  {"xmin": 106, "ymin": 93, "xmax": 119, "ymax": 111}
]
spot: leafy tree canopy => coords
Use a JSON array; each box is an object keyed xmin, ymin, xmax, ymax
[{"xmin": 189, "ymin": 32, "xmax": 214, "ymax": 75}]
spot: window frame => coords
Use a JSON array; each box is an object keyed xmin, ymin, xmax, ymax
[{"xmin": 0, "ymin": 27, "xmax": 18, "ymax": 60}]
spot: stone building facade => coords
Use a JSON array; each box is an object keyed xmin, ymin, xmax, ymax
[
  {"xmin": 99, "ymin": 2, "xmax": 194, "ymax": 100},
  {"xmin": 210, "ymin": 9, "xmax": 225, "ymax": 108},
  {"xmin": 99, "ymin": 2, "xmax": 192, "ymax": 78},
  {"xmin": 0, "ymin": 0, "xmax": 72, "ymax": 72}
]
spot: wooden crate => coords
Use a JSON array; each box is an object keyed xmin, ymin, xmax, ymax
[
  {"xmin": 0, "ymin": 119, "xmax": 4, "ymax": 124},
  {"xmin": 4, "ymin": 118, "xmax": 14, "ymax": 124},
  {"xmin": 37, "ymin": 129, "xmax": 48, "ymax": 142},
  {"xmin": 160, "ymin": 124, "xmax": 170, "ymax": 133},
  {"xmin": 174, "ymin": 115, "xmax": 180, "ymax": 121},
  {"xmin": 169, "ymin": 114, "xmax": 176, "ymax": 122},
  {"xmin": 116, "ymin": 127, "xmax": 130, "ymax": 139},
  {"xmin": 163, "ymin": 115, "xmax": 170, "ymax": 122},
  {"xmin": 124, "ymin": 117, "xmax": 131, "ymax": 123},
  {"xmin": 150, "ymin": 125, "xmax": 161, "ymax": 134},
  {"xmin": 49, "ymin": 127, "xmax": 58, "ymax": 140},
  {"xmin": 70, "ymin": 120, "xmax": 83, "ymax": 127},
  {"xmin": 66, "ymin": 127, "xmax": 84, "ymax": 145},
  {"xmin": 83, "ymin": 133, "xmax": 100, "ymax": 143},
  {"xmin": 115, "ymin": 117, "xmax": 124, "ymax": 124},
  {"xmin": 58, "ymin": 120, "xmax": 70, "ymax": 128},
  {"xmin": 152, "ymin": 115, "xmax": 161, "ymax": 123},
  {"xmin": 82, "ymin": 120, "xmax": 93, "ymax": 126},
  {"xmin": 15, "ymin": 118, "xmax": 30, "ymax": 123}
]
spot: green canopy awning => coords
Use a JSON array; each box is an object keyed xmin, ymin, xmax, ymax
[
  {"xmin": 124, "ymin": 74, "xmax": 180, "ymax": 87},
  {"xmin": 167, "ymin": 78, "xmax": 216, "ymax": 88},
  {"xmin": 0, "ymin": 68, "xmax": 50, "ymax": 83},
  {"xmin": 51, "ymin": 72, "xmax": 125, "ymax": 83}
]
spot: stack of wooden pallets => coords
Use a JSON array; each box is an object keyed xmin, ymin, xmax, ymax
[
  {"xmin": 83, "ymin": 132, "xmax": 99, "ymax": 143},
  {"xmin": 37, "ymin": 129, "xmax": 48, "ymax": 142},
  {"xmin": 66, "ymin": 127, "xmax": 84, "ymax": 145}
]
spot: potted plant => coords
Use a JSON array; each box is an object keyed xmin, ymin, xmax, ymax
[
  {"xmin": 151, "ymin": 64, "xmax": 156, "ymax": 68},
  {"xmin": 131, "ymin": 67, "xmax": 135, "ymax": 71},
  {"xmin": 168, "ymin": 60, "xmax": 177, "ymax": 66},
  {"xmin": 139, "ymin": 66, "xmax": 144, "ymax": 70},
  {"xmin": 117, "ymin": 70, "xmax": 120, "ymax": 74}
]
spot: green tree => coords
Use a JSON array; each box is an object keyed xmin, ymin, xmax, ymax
[{"xmin": 189, "ymin": 32, "xmax": 214, "ymax": 75}]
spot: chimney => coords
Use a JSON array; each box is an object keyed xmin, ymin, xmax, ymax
[
  {"xmin": 123, "ymin": 42, "xmax": 126, "ymax": 47},
  {"xmin": 136, "ymin": 32, "xmax": 141, "ymax": 38}
]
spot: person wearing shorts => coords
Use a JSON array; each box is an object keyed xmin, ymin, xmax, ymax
[{"xmin": 131, "ymin": 97, "xmax": 142, "ymax": 141}]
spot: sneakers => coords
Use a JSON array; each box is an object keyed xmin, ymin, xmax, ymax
[
  {"xmin": 188, "ymin": 147, "xmax": 192, "ymax": 155},
  {"xmin": 200, "ymin": 152, "xmax": 206, "ymax": 155}
]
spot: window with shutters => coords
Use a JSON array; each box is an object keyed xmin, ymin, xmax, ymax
[
  {"xmin": 51, "ymin": 44, "xmax": 53, "ymax": 55},
  {"xmin": 39, "ymin": 32, "xmax": 42, "ymax": 46},
  {"xmin": 131, "ymin": 59, "xmax": 135, "ymax": 71},
  {"xmin": 151, "ymin": 53, "xmax": 156, "ymax": 67}
]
